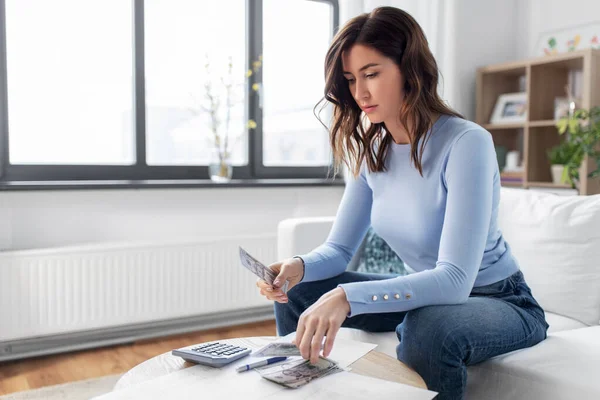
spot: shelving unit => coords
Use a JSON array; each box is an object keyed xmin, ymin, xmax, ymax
[{"xmin": 476, "ymin": 48, "xmax": 600, "ymax": 195}]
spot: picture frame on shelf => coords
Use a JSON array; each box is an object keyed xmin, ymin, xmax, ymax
[{"xmin": 490, "ymin": 92, "xmax": 528, "ymax": 124}]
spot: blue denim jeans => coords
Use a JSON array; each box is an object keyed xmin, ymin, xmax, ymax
[{"xmin": 274, "ymin": 270, "xmax": 549, "ymax": 400}]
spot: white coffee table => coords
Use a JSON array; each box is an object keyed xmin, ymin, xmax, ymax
[{"xmin": 114, "ymin": 336, "xmax": 427, "ymax": 391}]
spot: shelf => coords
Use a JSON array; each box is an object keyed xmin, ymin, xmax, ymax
[
  {"xmin": 529, "ymin": 120, "xmax": 557, "ymax": 127},
  {"xmin": 529, "ymin": 50, "xmax": 586, "ymax": 69},
  {"xmin": 484, "ymin": 121, "xmax": 558, "ymax": 129},
  {"xmin": 527, "ymin": 181, "xmax": 573, "ymax": 189},
  {"xmin": 478, "ymin": 49, "xmax": 596, "ymax": 74},
  {"xmin": 484, "ymin": 123, "xmax": 525, "ymax": 130},
  {"xmin": 477, "ymin": 48, "xmax": 600, "ymax": 195},
  {"xmin": 501, "ymin": 181, "xmax": 524, "ymax": 188},
  {"xmin": 478, "ymin": 64, "xmax": 526, "ymax": 75}
]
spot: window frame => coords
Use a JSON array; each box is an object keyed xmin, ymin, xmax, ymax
[{"xmin": 0, "ymin": 0, "xmax": 340, "ymax": 184}]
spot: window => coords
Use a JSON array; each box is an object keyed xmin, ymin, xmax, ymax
[
  {"xmin": 0, "ymin": 0, "xmax": 339, "ymax": 183},
  {"xmin": 144, "ymin": 0, "xmax": 247, "ymax": 166},
  {"xmin": 262, "ymin": 0, "xmax": 333, "ymax": 167},
  {"xmin": 5, "ymin": 0, "xmax": 134, "ymax": 165}
]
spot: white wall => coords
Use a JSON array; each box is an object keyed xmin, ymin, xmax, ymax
[
  {"xmin": 439, "ymin": 0, "xmax": 521, "ymax": 119},
  {"xmin": 0, "ymin": 187, "xmax": 343, "ymax": 251},
  {"xmin": 344, "ymin": 0, "xmax": 522, "ymax": 119},
  {"xmin": 517, "ymin": 0, "xmax": 600, "ymax": 59}
]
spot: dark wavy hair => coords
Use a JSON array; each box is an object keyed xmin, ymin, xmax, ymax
[{"xmin": 316, "ymin": 7, "xmax": 463, "ymax": 178}]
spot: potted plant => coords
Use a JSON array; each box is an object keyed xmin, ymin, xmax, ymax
[
  {"xmin": 555, "ymin": 106, "xmax": 600, "ymax": 189},
  {"xmin": 188, "ymin": 55, "xmax": 262, "ymax": 182},
  {"xmin": 547, "ymin": 140, "xmax": 578, "ymax": 184}
]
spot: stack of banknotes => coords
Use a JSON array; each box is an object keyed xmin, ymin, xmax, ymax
[{"xmin": 251, "ymin": 342, "xmax": 343, "ymax": 389}]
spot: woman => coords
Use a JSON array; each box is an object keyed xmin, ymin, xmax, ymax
[{"xmin": 256, "ymin": 6, "xmax": 548, "ymax": 399}]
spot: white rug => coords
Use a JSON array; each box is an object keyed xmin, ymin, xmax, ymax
[{"xmin": 0, "ymin": 374, "xmax": 122, "ymax": 400}]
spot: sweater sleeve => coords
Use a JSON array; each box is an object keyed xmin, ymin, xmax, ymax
[
  {"xmin": 338, "ymin": 130, "xmax": 497, "ymax": 317},
  {"xmin": 298, "ymin": 166, "xmax": 373, "ymax": 282}
]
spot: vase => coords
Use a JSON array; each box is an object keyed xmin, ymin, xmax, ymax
[
  {"xmin": 209, "ymin": 149, "xmax": 233, "ymax": 183},
  {"xmin": 551, "ymin": 164, "xmax": 566, "ymax": 184}
]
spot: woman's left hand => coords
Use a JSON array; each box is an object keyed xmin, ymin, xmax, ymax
[{"xmin": 292, "ymin": 287, "xmax": 351, "ymax": 364}]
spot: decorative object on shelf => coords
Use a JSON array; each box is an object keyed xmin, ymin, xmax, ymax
[
  {"xmin": 504, "ymin": 150, "xmax": 523, "ymax": 173},
  {"xmin": 191, "ymin": 54, "xmax": 262, "ymax": 182},
  {"xmin": 555, "ymin": 106, "xmax": 600, "ymax": 188},
  {"xmin": 490, "ymin": 92, "xmax": 527, "ymax": 124},
  {"xmin": 547, "ymin": 140, "xmax": 578, "ymax": 185},
  {"xmin": 535, "ymin": 22, "xmax": 600, "ymax": 56},
  {"xmin": 554, "ymin": 84, "xmax": 580, "ymax": 121},
  {"xmin": 554, "ymin": 97, "xmax": 573, "ymax": 120}
]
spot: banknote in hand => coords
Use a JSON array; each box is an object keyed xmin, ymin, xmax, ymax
[
  {"xmin": 239, "ymin": 247, "xmax": 288, "ymax": 293},
  {"xmin": 257, "ymin": 356, "xmax": 343, "ymax": 389}
]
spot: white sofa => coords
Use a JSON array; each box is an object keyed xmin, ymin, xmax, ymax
[{"xmin": 277, "ymin": 187, "xmax": 600, "ymax": 399}]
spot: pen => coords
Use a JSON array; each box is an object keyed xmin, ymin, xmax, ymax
[{"xmin": 236, "ymin": 356, "xmax": 288, "ymax": 372}]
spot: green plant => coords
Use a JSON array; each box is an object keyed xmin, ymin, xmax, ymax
[
  {"xmin": 555, "ymin": 106, "xmax": 600, "ymax": 187},
  {"xmin": 547, "ymin": 140, "xmax": 579, "ymax": 185},
  {"xmin": 547, "ymin": 140, "xmax": 578, "ymax": 165}
]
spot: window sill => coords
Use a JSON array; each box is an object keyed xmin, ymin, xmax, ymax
[{"xmin": 0, "ymin": 178, "xmax": 346, "ymax": 191}]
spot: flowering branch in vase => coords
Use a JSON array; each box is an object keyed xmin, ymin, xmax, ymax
[{"xmin": 187, "ymin": 54, "xmax": 262, "ymax": 180}]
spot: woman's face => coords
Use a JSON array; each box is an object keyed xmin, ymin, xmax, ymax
[{"xmin": 341, "ymin": 44, "xmax": 404, "ymax": 124}]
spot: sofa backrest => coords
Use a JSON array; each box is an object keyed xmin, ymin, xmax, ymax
[{"xmin": 498, "ymin": 188, "xmax": 600, "ymax": 326}]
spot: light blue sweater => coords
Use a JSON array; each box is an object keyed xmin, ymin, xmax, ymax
[{"xmin": 299, "ymin": 115, "xmax": 520, "ymax": 317}]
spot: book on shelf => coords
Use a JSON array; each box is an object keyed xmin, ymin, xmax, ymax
[
  {"xmin": 500, "ymin": 170, "xmax": 524, "ymax": 178},
  {"xmin": 500, "ymin": 170, "xmax": 523, "ymax": 184}
]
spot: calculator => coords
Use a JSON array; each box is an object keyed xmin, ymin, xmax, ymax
[{"xmin": 171, "ymin": 341, "xmax": 252, "ymax": 367}]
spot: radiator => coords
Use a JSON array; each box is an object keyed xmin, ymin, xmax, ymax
[{"xmin": 0, "ymin": 234, "xmax": 277, "ymax": 361}]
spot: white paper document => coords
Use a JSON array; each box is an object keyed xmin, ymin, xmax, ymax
[{"xmin": 274, "ymin": 331, "xmax": 377, "ymax": 369}]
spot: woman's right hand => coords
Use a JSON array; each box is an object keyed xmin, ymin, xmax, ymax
[{"xmin": 256, "ymin": 257, "xmax": 305, "ymax": 303}]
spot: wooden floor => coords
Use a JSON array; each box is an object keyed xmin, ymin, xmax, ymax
[{"xmin": 0, "ymin": 319, "xmax": 277, "ymax": 396}]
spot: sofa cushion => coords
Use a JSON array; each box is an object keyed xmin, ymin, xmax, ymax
[
  {"xmin": 466, "ymin": 326, "xmax": 600, "ymax": 400},
  {"xmin": 356, "ymin": 227, "xmax": 408, "ymax": 275},
  {"xmin": 545, "ymin": 311, "xmax": 588, "ymax": 332},
  {"xmin": 338, "ymin": 321, "xmax": 598, "ymax": 400},
  {"xmin": 498, "ymin": 188, "xmax": 600, "ymax": 326}
]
